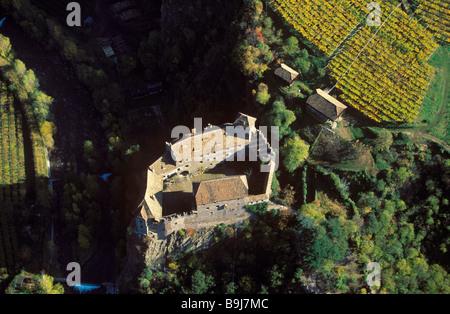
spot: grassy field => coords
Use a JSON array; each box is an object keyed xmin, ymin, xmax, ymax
[{"xmin": 418, "ymin": 46, "xmax": 450, "ymax": 145}]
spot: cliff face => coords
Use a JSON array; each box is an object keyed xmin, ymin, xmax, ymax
[
  {"xmin": 119, "ymin": 227, "xmax": 217, "ymax": 290},
  {"xmin": 144, "ymin": 228, "xmax": 217, "ymax": 266}
]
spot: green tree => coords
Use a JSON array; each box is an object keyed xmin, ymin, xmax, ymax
[
  {"xmin": 236, "ymin": 42, "xmax": 268, "ymax": 79},
  {"xmin": 280, "ymin": 81, "xmax": 308, "ymax": 100},
  {"xmin": 13, "ymin": 59, "xmax": 26, "ymax": 76},
  {"xmin": 293, "ymin": 49, "xmax": 311, "ymax": 74},
  {"xmin": 298, "ymin": 217, "xmax": 348, "ymax": 271},
  {"xmin": 282, "ymin": 36, "xmax": 300, "ymax": 57},
  {"xmin": 424, "ymin": 264, "xmax": 450, "ymax": 294},
  {"xmin": 224, "ymin": 281, "xmax": 237, "ymax": 294},
  {"xmin": 268, "ymin": 98, "xmax": 296, "ymax": 137},
  {"xmin": 182, "ymin": 270, "xmax": 215, "ymax": 294},
  {"xmin": 393, "ymin": 167, "xmax": 413, "ymax": 184},
  {"xmin": 40, "ymin": 274, "xmax": 64, "ymax": 294},
  {"xmin": 118, "ymin": 55, "xmax": 137, "ymax": 76},
  {"xmin": 271, "ymin": 172, "xmax": 280, "ymax": 199},
  {"xmin": 22, "ymin": 69, "xmax": 38, "ymax": 94},
  {"xmin": 77, "ymin": 224, "xmax": 91, "ymax": 249},
  {"xmin": 138, "ymin": 267, "xmax": 153, "ymax": 293},
  {"xmin": 299, "ymin": 202, "xmax": 326, "ymax": 225},
  {"xmin": 255, "ymin": 82, "xmax": 270, "ymax": 105},
  {"xmin": 40, "ymin": 121, "xmax": 56, "ymax": 149},
  {"xmin": 0, "ymin": 34, "xmax": 12, "ymax": 66},
  {"xmin": 31, "ymin": 91, "xmax": 52, "ymax": 122},
  {"xmin": 261, "ymin": 16, "xmax": 281, "ymax": 45},
  {"xmin": 268, "ymin": 264, "xmax": 284, "ymax": 288},
  {"xmin": 83, "ymin": 140, "xmax": 95, "ymax": 158},
  {"xmin": 399, "ymin": 223, "xmax": 415, "ymax": 245},
  {"xmin": 238, "ymin": 275, "xmax": 255, "ymax": 293},
  {"xmin": 245, "ymin": 202, "xmax": 269, "ymax": 215},
  {"xmin": 373, "ymin": 129, "xmax": 393, "ymax": 152},
  {"xmin": 281, "ymin": 135, "xmax": 309, "ymax": 172},
  {"xmin": 63, "ymin": 39, "xmax": 78, "ymax": 61}
]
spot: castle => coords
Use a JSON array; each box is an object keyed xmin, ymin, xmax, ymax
[{"xmin": 132, "ymin": 113, "xmax": 276, "ymax": 239}]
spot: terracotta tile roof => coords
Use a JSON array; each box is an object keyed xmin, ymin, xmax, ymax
[
  {"xmin": 306, "ymin": 89, "xmax": 347, "ymax": 121},
  {"xmin": 193, "ymin": 175, "xmax": 248, "ymax": 205}
]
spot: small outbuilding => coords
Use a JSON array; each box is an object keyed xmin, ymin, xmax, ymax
[
  {"xmin": 102, "ymin": 46, "xmax": 115, "ymax": 58},
  {"xmin": 274, "ymin": 63, "xmax": 299, "ymax": 85},
  {"xmin": 306, "ymin": 88, "xmax": 347, "ymax": 128}
]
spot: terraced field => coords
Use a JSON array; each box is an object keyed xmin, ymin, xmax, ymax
[{"xmin": 0, "ymin": 85, "xmax": 24, "ymax": 271}]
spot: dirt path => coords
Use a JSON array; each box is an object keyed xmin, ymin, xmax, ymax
[
  {"xmin": 414, "ymin": 130, "xmax": 450, "ymax": 152},
  {"xmin": 336, "ymin": 118, "xmax": 353, "ymax": 141}
]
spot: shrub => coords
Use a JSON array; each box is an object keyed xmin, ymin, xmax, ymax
[{"xmin": 245, "ymin": 202, "xmax": 269, "ymax": 215}]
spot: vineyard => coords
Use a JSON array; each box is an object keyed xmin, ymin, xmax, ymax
[
  {"xmin": 272, "ymin": 0, "xmax": 368, "ymax": 56},
  {"xmin": 0, "ymin": 82, "xmax": 50, "ymax": 271},
  {"xmin": 270, "ymin": 0, "xmax": 442, "ymax": 122},
  {"xmin": 415, "ymin": 0, "xmax": 450, "ymax": 45},
  {"xmin": 0, "ymin": 34, "xmax": 52, "ymax": 270},
  {"xmin": 0, "ymin": 85, "xmax": 23, "ymax": 270}
]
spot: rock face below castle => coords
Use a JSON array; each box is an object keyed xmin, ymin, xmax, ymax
[
  {"xmin": 119, "ymin": 226, "xmax": 218, "ymax": 289},
  {"xmin": 130, "ymin": 113, "xmax": 276, "ymax": 239}
]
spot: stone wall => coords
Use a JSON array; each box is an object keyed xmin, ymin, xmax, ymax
[{"xmin": 162, "ymin": 198, "xmax": 252, "ymax": 237}]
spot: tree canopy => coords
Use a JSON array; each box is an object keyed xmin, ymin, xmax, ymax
[{"xmin": 281, "ymin": 135, "xmax": 310, "ymax": 172}]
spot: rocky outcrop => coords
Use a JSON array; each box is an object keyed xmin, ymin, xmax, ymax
[
  {"xmin": 118, "ymin": 227, "xmax": 217, "ymax": 290},
  {"xmin": 144, "ymin": 227, "xmax": 217, "ymax": 267}
]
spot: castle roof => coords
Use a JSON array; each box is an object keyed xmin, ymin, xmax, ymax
[
  {"xmin": 139, "ymin": 169, "xmax": 163, "ymax": 221},
  {"xmin": 306, "ymin": 88, "xmax": 347, "ymax": 121},
  {"xmin": 193, "ymin": 175, "xmax": 248, "ymax": 206},
  {"xmin": 233, "ymin": 113, "xmax": 257, "ymax": 130},
  {"xmin": 274, "ymin": 63, "xmax": 299, "ymax": 84}
]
